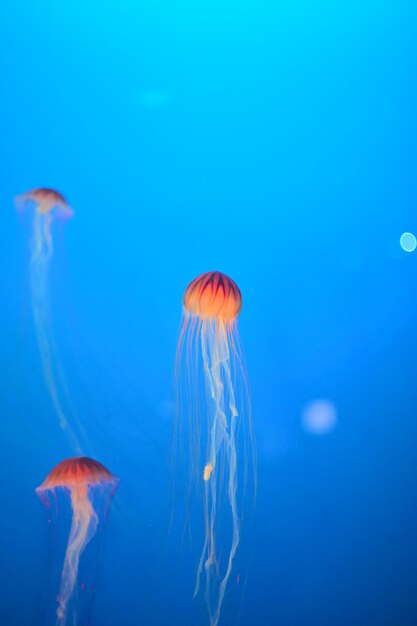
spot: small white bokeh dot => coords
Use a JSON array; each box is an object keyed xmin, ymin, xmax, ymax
[
  {"xmin": 302, "ymin": 399, "xmax": 337, "ymax": 435},
  {"xmin": 400, "ymin": 232, "xmax": 417, "ymax": 253}
]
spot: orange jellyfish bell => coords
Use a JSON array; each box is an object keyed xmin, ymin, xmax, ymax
[
  {"xmin": 183, "ymin": 271, "xmax": 242, "ymax": 323},
  {"xmin": 37, "ymin": 457, "xmax": 115, "ymax": 490},
  {"xmin": 27, "ymin": 187, "xmax": 67, "ymax": 204},
  {"xmin": 15, "ymin": 187, "xmax": 74, "ymax": 218}
]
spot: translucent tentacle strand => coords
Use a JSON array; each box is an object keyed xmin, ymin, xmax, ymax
[
  {"xmin": 194, "ymin": 319, "xmax": 240, "ymax": 626},
  {"xmin": 30, "ymin": 215, "xmax": 84, "ymax": 454},
  {"xmin": 57, "ymin": 484, "xmax": 98, "ymax": 625}
]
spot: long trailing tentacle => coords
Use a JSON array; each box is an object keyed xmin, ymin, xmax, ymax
[
  {"xmin": 194, "ymin": 319, "xmax": 240, "ymax": 626},
  {"xmin": 30, "ymin": 211, "xmax": 91, "ymax": 455}
]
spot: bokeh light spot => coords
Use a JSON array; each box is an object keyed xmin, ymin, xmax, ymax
[
  {"xmin": 302, "ymin": 399, "xmax": 337, "ymax": 435},
  {"xmin": 400, "ymin": 232, "xmax": 416, "ymax": 253}
]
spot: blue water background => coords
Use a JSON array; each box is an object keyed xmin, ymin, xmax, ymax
[{"xmin": 0, "ymin": 1, "xmax": 417, "ymax": 624}]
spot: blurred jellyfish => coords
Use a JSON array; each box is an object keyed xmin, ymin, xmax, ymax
[
  {"xmin": 36, "ymin": 457, "xmax": 119, "ymax": 626},
  {"xmin": 15, "ymin": 188, "xmax": 73, "ymax": 261},
  {"xmin": 302, "ymin": 399, "xmax": 337, "ymax": 435},
  {"xmin": 175, "ymin": 271, "xmax": 255, "ymax": 626},
  {"xmin": 16, "ymin": 188, "xmax": 86, "ymax": 453}
]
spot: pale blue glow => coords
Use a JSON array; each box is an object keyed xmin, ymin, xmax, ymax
[
  {"xmin": 302, "ymin": 399, "xmax": 337, "ymax": 435},
  {"xmin": 400, "ymin": 232, "xmax": 417, "ymax": 253}
]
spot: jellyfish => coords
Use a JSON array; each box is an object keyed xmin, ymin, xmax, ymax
[
  {"xmin": 175, "ymin": 271, "xmax": 255, "ymax": 626},
  {"xmin": 15, "ymin": 188, "xmax": 74, "ymax": 261},
  {"xmin": 15, "ymin": 188, "xmax": 86, "ymax": 453},
  {"xmin": 36, "ymin": 457, "xmax": 119, "ymax": 626}
]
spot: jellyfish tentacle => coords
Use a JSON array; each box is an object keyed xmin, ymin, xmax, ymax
[
  {"xmin": 31, "ymin": 212, "xmax": 44, "ymax": 262},
  {"xmin": 57, "ymin": 484, "xmax": 98, "ymax": 625},
  {"xmin": 42, "ymin": 212, "xmax": 53, "ymax": 261},
  {"xmin": 214, "ymin": 351, "xmax": 239, "ymax": 626},
  {"xmin": 194, "ymin": 319, "xmax": 240, "ymax": 626},
  {"xmin": 212, "ymin": 323, "xmax": 240, "ymax": 626},
  {"xmin": 30, "ymin": 247, "xmax": 83, "ymax": 454},
  {"xmin": 57, "ymin": 201, "xmax": 74, "ymax": 219}
]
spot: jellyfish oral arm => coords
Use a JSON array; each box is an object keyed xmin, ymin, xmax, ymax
[
  {"xmin": 193, "ymin": 320, "xmax": 240, "ymax": 626},
  {"xmin": 56, "ymin": 484, "xmax": 98, "ymax": 625},
  {"xmin": 31, "ymin": 212, "xmax": 50, "ymax": 262}
]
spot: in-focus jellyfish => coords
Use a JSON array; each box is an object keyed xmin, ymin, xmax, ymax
[
  {"xmin": 175, "ymin": 271, "xmax": 255, "ymax": 626},
  {"xmin": 36, "ymin": 457, "xmax": 119, "ymax": 626},
  {"xmin": 15, "ymin": 188, "xmax": 85, "ymax": 453}
]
